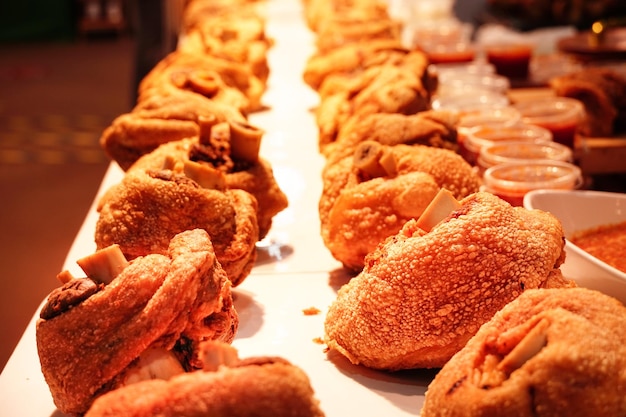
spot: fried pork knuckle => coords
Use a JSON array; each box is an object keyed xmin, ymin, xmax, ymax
[
  {"xmin": 319, "ymin": 143, "xmax": 480, "ymax": 270},
  {"xmin": 84, "ymin": 341, "xmax": 326, "ymax": 417},
  {"xmin": 421, "ymin": 287, "xmax": 626, "ymax": 417},
  {"xmin": 324, "ymin": 192, "xmax": 574, "ymax": 371},
  {"xmin": 99, "ymin": 88, "xmax": 246, "ymax": 171},
  {"xmin": 95, "ymin": 169, "xmax": 259, "ymax": 286},
  {"xmin": 128, "ymin": 135, "xmax": 288, "ymax": 240},
  {"xmin": 36, "ymin": 229, "xmax": 238, "ymax": 415}
]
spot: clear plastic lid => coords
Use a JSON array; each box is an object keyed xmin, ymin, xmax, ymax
[
  {"xmin": 513, "ymin": 96, "xmax": 585, "ymax": 125},
  {"xmin": 483, "ymin": 160, "xmax": 583, "ymax": 196},
  {"xmin": 437, "ymin": 72, "xmax": 510, "ymax": 96},
  {"xmin": 465, "ymin": 123, "xmax": 553, "ymax": 154},
  {"xmin": 458, "ymin": 106, "xmax": 522, "ymax": 132},
  {"xmin": 478, "ymin": 140, "xmax": 573, "ymax": 169},
  {"xmin": 431, "ymin": 90, "xmax": 509, "ymax": 112}
]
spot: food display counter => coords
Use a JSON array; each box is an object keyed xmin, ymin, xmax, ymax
[{"xmin": 1, "ymin": 0, "xmax": 625, "ymax": 415}]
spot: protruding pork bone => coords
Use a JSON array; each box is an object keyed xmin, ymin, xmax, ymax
[
  {"xmin": 229, "ymin": 119, "xmax": 263, "ymax": 162},
  {"xmin": 498, "ymin": 318, "xmax": 549, "ymax": 375},
  {"xmin": 162, "ymin": 154, "xmax": 181, "ymax": 171},
  {"xmin": 183, "ymin": 160, "xmax": 227, "ymax": 190},
  {"xmin": 415, "ymin": 188, "xmax": 461, "ymax": 232},
  {"xmin": 76, "ymin": 244, "xmax": 128, "ymax": 285},
  {"xmin": 200, "ymin": 341, "xmax": 240, "ymax": 372},
  {"xmin": 185, "ymin": 70, "xmax": 221, "ymax": 97},
  {"xmin": 353, "ymin": 140, "xmax": 397, "ymax": 178},
  {"xmin": 122, "ymin": 348, "xmax": 186, "ymax": 386},
  {"xmin": 56, "ymin": 269, "xmax": 76, "ymax": 284},
  {"xmin": 198, "ymin": 114, "xmax": 218, "ymax": 146}
]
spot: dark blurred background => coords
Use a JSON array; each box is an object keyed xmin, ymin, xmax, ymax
[{"xmin": 0, "ymin": 0, "xmax": 138, "ymax": 371}]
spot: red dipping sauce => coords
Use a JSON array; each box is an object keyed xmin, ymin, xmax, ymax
[
  {"xmin": 486, "ymin": 43, "xmax": 533, "ymax": 79},
  {"xmin": 482, "ymin": 161, "xmax": 582, "ymax": 207},
  {"xmin": 426, "ymin": 43, "xmax": 475, "ymax": 64},
  {"xmin": 513, "ymin": 97, "xmax": 585, "ymax": 149},
  {"xmin": 540, "ymin": 120, "xmax": 579, "ymax": 147}
]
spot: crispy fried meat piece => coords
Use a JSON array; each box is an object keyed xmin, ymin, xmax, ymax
[
  {"xmin": 37, "ymin": 229, "xmax": 238, "ymax": 415},
  {"xmin": 317, "ymin": 48, "xmax": 433, "ymax": 101},
  {"xmin": 138, "ymin": 51, "xmax": 265, "ymax": 114},
  {"xmin": 99, "ymin": 88, "xmax": 246, "ymax": 171},
  {"xmin": 128, "ymin": 135, "xmax": 288, "ymax": 240},
  {"xmin": 421, "ymin": 287, "xmax": 626, "ymax": 417},
  {"xmin": 181, "ymin": 0, "xmax": 261, "ymax": 32},
  {"xmin": 302, "ymin": 39, "xmax": 408, "ymax": 91},
  {"xmin": 324, "ymin": 192, "xmax": 575, "ymax": 370},
  {"xmin": 95, "ymin": 169, "xmax": 259, "ymax": 286},
  {"xmin": 304, "ymin": 0, "xmax": 391, "ymax": 33},
  {"xmin": 314, "ymin": 16, "xmax": 402, "ymax": 54},
  {"xmin": 84, "ymin": 341, "xmax": 326, "ymax": 417},
  {"xmin": 322, "ymin": 171, "xmax": 440, "ymax": 271},
  {"xmin": 315, "ymin": 63, "xmax": 433, "ymax": 150},
  {"xmin": 319, "ymin": 143, "xmax": 480, "ymax": 270},
  {"xmin": 179, "ymin": 8, "xmax": 272, "ymax": 84},
  {"xmin": 322, "ymin": 110, "xmax": 459, "ymax": 162}
]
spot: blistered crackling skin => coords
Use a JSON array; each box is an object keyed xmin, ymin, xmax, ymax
[
  {"xmin": 126, "ymin": 137, "xmax": 288, "ymax": 240},
  {"xmin": 84, "ymin": 342, "xmax": 325, "ymax": 417},
  {"xmin": 36, "ymin": 229, "xmax": 238, "ymax": 415},
  {"xmin": 99, "ymin": 88, "xmax": 246, "ymax": 171},
  {"xmin": 94, "ymin": 169, "xmax": 259, "ymax": 286},
  {"xmin": 324, "ymin": 192, "xmax": 574, "ymax": 371},
  {"xmin": 320, "ymin": 143, "xmax": 480, "ymax": 270},
  {"xmin": 421, "ymin": 288, "xmax": 626, "ymax": 417}
]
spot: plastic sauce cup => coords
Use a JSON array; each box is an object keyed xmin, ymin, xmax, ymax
[
  {"xmin": 431, "ymin": 90, "xmax": 509, "ymax": 113},
  {"xmin": 458, "ymin": 105, "xmax": 521, "ymax": 138},
  {"xmin": 479, "ymin": 140, "xmax": 573, "ymax": 167},
  {"xmin": 513, "ymin": 97, "xmax": 585, "ymax": 149},
  {"xmin": 431, "ymin": 61, "xmax": 495, "ymax": 77},
  {"xmin": 436, "ymin": 72, "xmax": 510, "ymax": 97},
  {"xmin": 463, "ymin": 123, "xmax": 553, "ymax": 166},
  {"xmin": 423, "ymin": 42, "xmax": 476, "ymax": 65},
  {"xmin": 477, "ymin": 140, "xmax": 574, "ymax": 176},
  {"xmin": 482, "ymin": 160, "xmax": 583, "ymax": 207},
  {"xmin": 485, "ymin": 42, "xmax": 534, "ymax": 79},
  {"xmin": 457, "ymin": 106, "xmax": 522, "ymax": 159}
]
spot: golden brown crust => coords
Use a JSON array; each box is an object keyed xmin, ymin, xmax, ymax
[
  {"xmin": 324, "ymin": 192, "xmax": 574, "ymax": 371},
  {"xmin": 303, "ymin": 39, "xmax": 405, "ymax": 91},
  {"xmin": 36, "ymin": 229, "xmax": 238, "ymax": 415},
  {"xmin": 85, "ymin": 356, "xmax": 325, "ymax": 417},
  {"xmin": 179, "ymin": 6, "xmax": 272, "ymax": 84},
  {"xmin": 323, "ymin": 110, "xmax": 459, "ymax": 163},
  {"xmin": 138, "ymin": 51, "xmax": 264, "ymax": 114},
  {"xmin": 321, "ymin": 168, "xmax": 440, "ymax": 270},
  {"xmin": 315, "ymin": 17, "xmax": 401, "ymax": 54},
  {"xmin": 319, "ymin": 144, "xmax": 480, "ymax": 270},
  {"xmin": 128, "ymin": 137, "xmax": 288, "ymax": 240},
  {"xmin": 314, "ymin": 62, "xmax": 433, "ymax": 149},
  {"xmin": 421, "ymin": 287, "xmax": 626, "ymax": 417},
  {"xmin": 95, "ymin": 169, "xmax": 259, "ymax": 286},
  {"xmin": 304, "ymin": 0, "xmax": 391, "ymax": 34},
  {"xmin": 181, "ymin": 0, "xmax": 262, "ymax": 33},
  {"xmin": 99, "ymin": 88, "xmax": 245, "ymax": 171}
]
